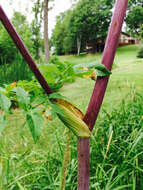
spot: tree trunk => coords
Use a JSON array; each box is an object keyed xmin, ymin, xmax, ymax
[
  {"xmin": 77, "ymin": 36, "xmax": 81, "ymax": 56},
  {"xmin": 44, "ymin": 0, "xmax": 50, "ymax": 63}
]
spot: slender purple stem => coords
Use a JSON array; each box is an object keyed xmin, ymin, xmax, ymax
[
  {"xmin": 84, "ymin": 0, "xmax": 129, "ymax": 130},
  {"xmin": 78, "ymin": 1, "xmax": 128, "ymax": 189},
  {"xmin": 0, "ymin": 5, "xmax": 52, "ymax": 95}
]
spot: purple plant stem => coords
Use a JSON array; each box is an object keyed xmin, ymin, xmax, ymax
[
  {"xmin": 77, "ymin": 1, "xmax": 128, "ymax": 190},
  {"xmin": 77, "ymin": 138, "xmax": 90, "ymax": 189},
  {"xmin": 0, "ymin": 5, "xmax": 52, "ymax": 95}
]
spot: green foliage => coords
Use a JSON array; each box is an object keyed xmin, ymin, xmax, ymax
[
  {"xmin": 51, "ymin": 10, "xmax": 76, "ymax": 55},
  {"xmin": 126, "ymin": 6, "xmax": 143, "ymax": 37},
  {"xmin": 31, "ymin": 0, "xmax": 43, "ymax": 59},
  {"xmin": 69, "ymin": 0, "xmax": 112, "ymax": 49},
  {"xmin": 0, "ymin": 11, "xmax": 34, "ymax": 65},
  {"xmin": 51, "ymin": 0, "xmax": 112, "ymax": 55},
  {"xmin": 16, "ymin": 80, "xmax": 43, "ymax": 97},
  {"xmin": 1, "ymin": 92, "xmax": 143, "ymax": 189},
  {"xmin": 0, "ymin": 57, "xmax": 112, "ymax": 139},
  {"xmin": 48, "ymin": 57, "xmax": 111, "ymax": 88},
  {"xmin": 0, "ymin": 53, "xmax": 111, "ymax": 101},
  {"xmin": 0, "ymin": 93, "xmax": 11, "ymax": 112},
  {"xmin": 0, "ymin": 55, "xmax": 33, "ymax": 86},
  {"xmin": 73, "ymin": 62, "xmax": 111, "ymax": 77},
  {"xmin": 0, "ymin": 23, "xmax": 17, "ymax": 64},
  {"xmin": 137, "ymin": 44, "xmax": 143, "ymax": 58},
  {"xmin": 12, "ymin": 12, "xmax": 35, "ymax": 56},
  {"xmin": 0, "ymin": 87, "xmax": 46, "ymax": 142},
  {"xmin": 49, "ymin": 92, "xmax": 67, "ymax": 100},
  {"xmin": 90, "ymin": 92, "xmax": 143, "ymax": 189},
  {"xmin": 38, "ymin": 58, "xmax": 76, "ymax": 90},
  {"xmin": 128, "ymin": 0, "xmax": 143, "ymax": 7},
  {"xmin": 0, "ymin": 115, "xmax": 6, "ymax": 133},
  {"xmin": 38, "ymin": 64, "xmax": 60, "ymax": 83},
  {"xmin": 0, "ymin": 86, "xmax": 70, "ymax": 141},
  {"xmin": 13, "ymin": 87, "xmax": 30, "ymax": 110},
  {"xmin": 0, "ymin": 92, "xmax": 11, "ymax": 134},
  {"xmin": 26, "ymin": 112, "xmax": 44, "ymax": 143}
]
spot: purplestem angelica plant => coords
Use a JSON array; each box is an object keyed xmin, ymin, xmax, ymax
[
  {"xmin": 0, "ymin": 0, "xmax": 128, "ymax": 189},
  {"xmin": 78, "ymin": 0, "xmax": 129, "ymax": 189}
]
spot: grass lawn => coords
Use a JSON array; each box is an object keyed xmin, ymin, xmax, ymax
[
  {"xmin": 60, "ymin": 45, "xmax": 143, "ymax": 110},
  {"xmin": 1, "ymin": 45, "xmax": 143, "ymax": 189}
]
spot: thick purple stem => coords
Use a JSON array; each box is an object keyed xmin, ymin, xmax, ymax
[
  {"xmin": 83, "ymin": 0, "xmax": 128, "ymax": 130},
  {"xmin": 78, "ymin": 138, "xmax": 90, "ymax": 189},
  {"xmin": 78, "ymin": 1, "xmax": 128, "ymax": 190},
  {"xmin": 0, "ymin": 6, "xmax": 52, "ymax": 95}
]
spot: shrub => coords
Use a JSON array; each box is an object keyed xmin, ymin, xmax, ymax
[
  {"xmin": 0, "ymin": 24, "xmax": 17, "ymax": 65},
  {"xmin": 137, "ymin": 45, "xmax": 143, "ymax": 58}
]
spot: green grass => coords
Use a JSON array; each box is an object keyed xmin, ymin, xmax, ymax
[
  {"xmin": 1, "ymin": 45, "xmax": 143, "ymax": 189},
  {"xmin": 0, "ymin": 54, "xmax": 33, "ymax": 86},
  {"xmin": 59, "ymin": 45, "xmax": 138, "ymax": 65},
  {"xmin": 60, "ymin": 45, "xmax": 143, "ymax": 109}
]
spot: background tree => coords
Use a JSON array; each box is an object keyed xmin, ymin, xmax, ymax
[
  {"xmin": 12, "ymin": 12, "xmax": 34, "ymax": 55},
  {"xmin": 31, "ymin": 0, "xmax": 43, "ymax": 60},
  {"xmin": 0, "ymin": 23, "xmax": 16, "ymax": 64},
  {"xmin": 51, "ymin": 11, "xmax": 76, "ymax": 55},
  {"xmin": 128, "ymin": 0, "xmax": 143, "ymax": 7},
  {"xmin": 44, "ymin": 0, "xmax": 54, "ymax": 63},
  {"xmin": 32, "ymin": 0, "xmax": 54, "ymax": 63},
  {"xmin": 70, "ymin": 0, "xmax": 113, "ymax": 55},
  {"xmin": 44, "ymin": 0, "xmax": 49, "ymax": 63},
  {"xmin": 51, "ymin": 0, "xmax": 112, "ymax": 55},
  {"xmin": 0, "ymin": 11, "xmax": 34, "ymax": 64},
  {"xmin": 126, "ymin": 6, "xmax": 143, "ymax": 37}
]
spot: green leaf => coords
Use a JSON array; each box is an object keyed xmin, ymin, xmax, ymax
[
  {"xmin": 0, "ymin": 87, "xmax": 6, "ymax": 93},
  {"xmin": 73, "ymin": 62, "xmax": 97, "ymax": 71},
  {"xmin": 38, "ymin": 64, "xmax": 61, "ymax": 84},
  {"xmin": 16, "ymin": 181, "xmax": 27, "ymax": 190},
  {"xmin": 0, "ymin": 93, "xmax": 11, "ymax": 112},
  {"xmin": 74, "ymin": 62, "xmax": 111, "ymax": 77},
  {"xmin": 75, "ymin": 70, "xmax": 93, "ymax": 78},
  {"xmin": 94, "ymin": 63, "xmax": 112, "ymax": 76},
  {"xmin": 0, "ymin": 115, "xmax": 6, "ymax": 133},
  {"xmin": 26, "ymin": 112, "xmax": 44, "ymax": 143},
  {"xmin": 13, "ymin": 87, "xmax": 30, "ymax": 109},
  {"xmin": 38, "ymin": 64, "xmax": 60, "ymax": 73},
  {"xmin": 45, "ymin": 72, "xmax": 57, "ymax": 84},
  {"xmin": 49, "ymin": 93, "xmax": 67, "ymax": 101},
  {"xmin": 31, "ymin": 95, "xmax": 46, "ymax": 107}
]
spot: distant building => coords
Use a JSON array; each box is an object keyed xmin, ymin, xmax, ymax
[
  {"xmin": 86, "ymin": 39, "xmax": 104, "ymax": 53},
  {"xmin": 118, "ymin": 32, "xmax": 139, "ymax": 46},
  {"xmin": 86, "ymin": 32, "xmax": 139, "ymax": 53}
]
